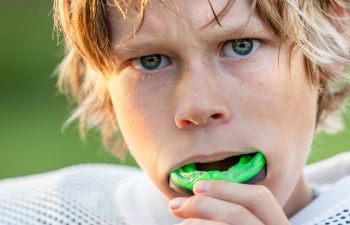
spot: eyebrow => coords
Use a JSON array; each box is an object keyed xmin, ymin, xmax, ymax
[
  {"xmin": 199, "ymin": 10, "xmax": 267, "ymax": 35},
  {"xmin": 113, "ymin": 40, "xmax": 166, "ymax": 59},
  {"xmin": 202, "ymin": 0, "xmax": 236, "ymax": 29},
  {"xmin": 208, "ymin": 16, "xmax": 267, "ymax": 38},
  {"xmin": 112, "ymin": 14, "xmax": 269, "ymax": 58}
]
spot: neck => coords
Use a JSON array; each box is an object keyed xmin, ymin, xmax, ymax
[{"xmin": 283, "ymin": 175, "xmax": 314, "ymax": 218}]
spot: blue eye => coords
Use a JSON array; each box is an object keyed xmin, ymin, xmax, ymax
[
  {"xmin": 221, "ymin": 39, "xmax": 261, "ymax": 59},
  {"xmin": 132, "ymin": 54, "xmax": 171, "ymax": 71}
]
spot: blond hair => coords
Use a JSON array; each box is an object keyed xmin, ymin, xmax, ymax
[{"xmin": 53, "ymin": 0, "xmax": 350, "ymax": 158}]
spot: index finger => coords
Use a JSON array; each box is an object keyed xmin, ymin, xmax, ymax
[{"xmin": 193, "ymin": 181, "xmax": 290, "ymax": 225}]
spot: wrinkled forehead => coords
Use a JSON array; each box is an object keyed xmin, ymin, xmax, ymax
[{"xmin": 107, "ymin": 0, "xmax": 261, "ymax": 44}]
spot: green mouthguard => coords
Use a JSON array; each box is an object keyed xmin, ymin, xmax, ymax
[{"xmin": 170, "ymin": 151, "xmax": 266, "ymax": 192}]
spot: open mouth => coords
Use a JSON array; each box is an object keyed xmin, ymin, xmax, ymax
[{"xmin": 169, "ymin": 151, "xmax": 267, "ymax": 195}]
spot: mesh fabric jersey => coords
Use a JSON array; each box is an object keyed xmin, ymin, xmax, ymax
[{"xmin": 1, "ymin": 152, "xmax": 350, "ymax": 225}]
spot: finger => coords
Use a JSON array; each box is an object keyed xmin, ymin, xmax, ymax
[
  {"xmin": 170, "ymin": 195, "xmax": 264, "ymax": 225},
  {"xmin": 193, "ymin": 181, "xmax": 289, "ymax": 225},
  {"xmin": 175, "ymin": 218, "xmax": 229, "ymax": 225}
]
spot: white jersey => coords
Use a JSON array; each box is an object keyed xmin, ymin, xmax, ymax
[
  {"xmin": 0, "ymin": 164, "xmax": 181, "ymax": 225},
  {"xmin": 0, "ymin": 152, "xmax": 350, "ymax": 225},
  {"xmin": 290, "ymin": 152, "xmax": 350, "ymax": 225}
]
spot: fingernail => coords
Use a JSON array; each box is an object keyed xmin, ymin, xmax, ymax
[
  {"xmin": 169, "ymin": 197, "xmax": 187, "ymax": 210},
  {"xmin": 194, "ymin": 181, "xmax": 211, "ymax": 193}
]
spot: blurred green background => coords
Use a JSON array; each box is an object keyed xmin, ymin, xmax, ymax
[{"xmin": 0, "ymin": 1, "xmax": 349, "ymax": 180}]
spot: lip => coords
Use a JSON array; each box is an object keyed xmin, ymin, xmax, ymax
[
  {"xmin": 168, "ymin": 150, "xmax": 259, "ymax": 173},
  {"xmin": 165, "ymin": 150, "xmax": 265, "ymax": 197}
]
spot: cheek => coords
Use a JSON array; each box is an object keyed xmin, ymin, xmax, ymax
[
  {"xmin": 235, "ymin": 59, "xmax": 317, "ymax": 149},
  {"xmin": 107, "ymin": 76, "xmax": 150, "ymax": 160},
  {"xmin": 227, "ymin": 45, "xmax": 318, "ymax": 142},
  {"xmin": 106, "ymin": 75, "xmax": 170, "ymax": 173},
  {"xmin": 240, "ymin": 54, "xmax": 318, "ymax": 205}
]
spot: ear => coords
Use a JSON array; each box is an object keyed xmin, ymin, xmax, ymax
[
  {"xmin": 331, "ymin": 63, "xmax": 345, "ymax": 76},
  {"xmin": 316, "ymin": 63, "xmax": 344, "ymax": 85},
  {"xmin": 328, "ymin": 0, "xmax": 349, "ymax": 76},
  {"xmin": 329, "ymin": 0, "xmax": 350, "ymax": 35},
  {"xmin": 330, "ymin": 0, "xmax": 348, "ymax": 17}
]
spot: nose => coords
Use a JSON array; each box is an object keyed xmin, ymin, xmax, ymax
[
  {"xmin": 175, "ymin": 104, "xmax": 231, "ymax": 129},
  {"xmin": 174, "ymin": 65, "xmax": 231, "ymax": 129}
]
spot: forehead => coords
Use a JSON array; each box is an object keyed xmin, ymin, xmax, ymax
[{"xmin": 108, "ymin": 0, "xmax": 260, "ymax": 44}]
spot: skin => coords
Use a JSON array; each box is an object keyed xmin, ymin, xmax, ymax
[{"xmin": 106, "ymin": 0, "xmax": 318, "ymax": 224}]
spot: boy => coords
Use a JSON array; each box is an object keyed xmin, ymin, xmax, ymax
[{"xmin": 1, "ymin": 0, "xmax": 350, "ymax": 224}]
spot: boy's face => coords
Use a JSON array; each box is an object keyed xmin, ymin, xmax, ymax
[{"xmin": 107, "ymin": 0, "xmax": 318, "ymax": 206}]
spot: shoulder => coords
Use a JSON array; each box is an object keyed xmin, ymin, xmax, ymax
[
  {"xmin": 290, "ymin": 175, "xmax": 350, "ymax": 225},
  {"xmin": 304, "ymin": 151, "xmax": 350, "ymax": 185},
  {"xmin": 290, "ymin": 152, "xmax": 350, "ymax": 225},
  {"xmin": 0, "ymin": 163, "xmax": 140, "ymax": 183},
  {"xmin": 0, "ymin": 163, "xmax": 142, "ymax": 225}
]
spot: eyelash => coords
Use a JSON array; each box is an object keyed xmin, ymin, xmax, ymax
[
  {"xmin": 130, "ymin": 54, "xmax": 171, "ymax": 73},
  {"xmin": 127, "ymin": 38, "xmax": 263, "ymax": 79},
  {"xmin": 220, "ymin": 38, "xmax": 262, "ymax": 61}
]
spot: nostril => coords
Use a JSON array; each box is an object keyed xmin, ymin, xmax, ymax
[
  {"xmin": 211, "ymin": 113, "xmax": 222, "ymax": 119},
  {"xmin": 175, "ymin": 111, "xmax": 229, "ymax": 129},
  {"xmin": 179, "ymin": 120, "xmax": 191, "ymax": 128}
]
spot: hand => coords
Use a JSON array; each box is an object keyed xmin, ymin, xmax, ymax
[{"xmin": 169, "ymin": 181, "xmax": 290, "ymax": 225}]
